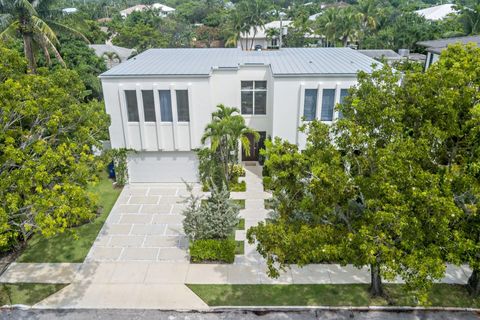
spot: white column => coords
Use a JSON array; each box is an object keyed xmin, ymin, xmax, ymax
[
  {"xmin": 136, "ymin": 85, "xmax": 146, "ymax": 150},
  {"xmin": 152, "ymin": 83, "xmax": 163, "ymax": 150},
  {"xmin": 118, "ymin": 85, "xmax": 129, "ymax": 148},
  {"xmin": 187, "ymin": 84, "xmax": 195, "ymax": 149},
  {"xmin": 315, "ymin": 83, "xmax": 323, "ymax": 121},
  {"xmin": 334, "ymin": 83, "xmax": 341, "ymax": 121},
  {"xmin": 296, "ymin": 83, "xmax": 305, "ymax": 145},
  {"xmin": 170, "ymin": 85, "xmax": 179, "ymax": 151}
]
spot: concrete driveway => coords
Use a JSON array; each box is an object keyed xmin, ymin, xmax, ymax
[{"xmin": 86, "ymin": 183, "xmax": 201, "ymax": 262}]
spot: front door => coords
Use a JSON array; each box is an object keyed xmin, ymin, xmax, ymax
[{"xmin": 242, "ymin": 131, "xmax": 266, "ymax": 161}]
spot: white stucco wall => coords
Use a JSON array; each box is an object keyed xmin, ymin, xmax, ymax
[{"xmin": 102, "ymin": 68, "xmax": 358, "ymax": 153}]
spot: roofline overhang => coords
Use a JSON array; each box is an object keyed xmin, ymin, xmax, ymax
[{"xmin": 99, "ymin": 72, "xmax": 364, "ymax": 80}]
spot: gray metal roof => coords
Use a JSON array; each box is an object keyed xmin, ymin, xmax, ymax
[
  {"xmin": 100, "ymin": 48, "xmax": 380, "ymax": 78},
  {"xmin": 358, "ymin": 49, "xmax": 403, "ymax": 60},
  {"xmin": 417, "ymin": 35, "xmax": 480, "ymax": 50},
  {"xmin": 89, "ymin": 44, "xmax": 135, "ymax": 62}
]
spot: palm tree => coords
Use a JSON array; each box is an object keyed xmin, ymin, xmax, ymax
[
  {"xmin": 338, "ymin": 7, "xmax": 361, "ymax": 47},
  {"xmin": 225, "ymin": 9, "xmax": 245, "ymax": 49},
  {"xmin": 201, "ymin": 105, "xmax": 259, "ymax": 184},
  {"xmin": 316, "ymin": 8, "xmax": 340, "ymax": 46},
  {"xmin": 0, "ymin": 0, "xmax": 88, "ymax": 73},
  {"xmin": 103, "ymin": 51, "xmax": 120, "ymax": 69}
]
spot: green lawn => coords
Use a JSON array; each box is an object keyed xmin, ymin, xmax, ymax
[
  {"xmin": 17, "ymin": 172, "xmax": 122, "ymax": 263},
  {"xmin": 187, "ymin": 284, "xmax": 480, "ymax": 307},
  {"xmin": 0, "ymin": 283, "xmax": 67, "ymax": 306}
]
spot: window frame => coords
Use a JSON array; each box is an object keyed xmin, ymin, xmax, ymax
[
  {"xmin": 158, "ymin": 90, "xmax": 173, "ymax": 123},
  {"xmin": 124, "ymin": 90, "xmax": 139, "ymax": 122},
  {"xmin": 320, "ymin": 88, "xmax": 336, "ymax": 121},
  {"xmin": 176, "ymin": 89, "xmax": 190, "ymax": 122},
  {"xmin": 303, "ymin": 88, "xmax": 318, "ymax": 122},
  {"xmin": 240, "ymin": 80, "xmax": 267, "ymax": 115},
  {"xmin": 141, "ymin": 90, "xmax": 156, "ymax": 122}
]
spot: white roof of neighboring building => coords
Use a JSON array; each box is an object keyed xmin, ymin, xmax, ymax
[
  {"xmin": 120, "ymin": 3, "xmax": 175, "ymax": 17},
  {"xmin": 62, "ymin": 7, "xmax": 78, "ymax": 14},
  {"xmin": 241, "ymin": 20, "xmax": 293, "ymax": 39},
  {"xmin": 89, "ymin": 44, "xmax": 135, "ymax": 62},
  {"xmin": 358, "ymin": 49, "xmax": 403, "ymax": 61},
  {"xmin": 100, "ymin": 47, "xmax": 379, "ymax": 78},
  {"xmin": 417, "ymin": 35, "xmax": 480, "ymax": 54},
  {"xmin": 415, "ymin": 4, "xmax": 457, "ymax": 21}
]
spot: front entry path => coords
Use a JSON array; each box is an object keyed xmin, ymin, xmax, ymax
[{"xmin": 0, "ymin": 164, "xmax": 474, "ymax": 309}]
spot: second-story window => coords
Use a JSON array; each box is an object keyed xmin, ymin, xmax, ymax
[
  {"xmin": 320, "ymin": 89, "xmax": 335, "ymax": 121},
  {"xmin": 142, "ymin": 90, "xmax": 156, "ymax": 122},
  {"xmin": 338, "ymin": 89, "xmax": 349, "ymax": 119},
  {"xmin": 241, "ymin": 81, "xmax": 267, "ymax": 115},
  {"xmin": 303, "ymin": 89, "xmax": 318, "ymax": 121},
  {"xmin": 159, "ymin": 90, "xmax": 173, "ymax": 122},
  {"xmin": 125, "ymin": 90, "xmax": 139, "ymax": 122},
  {"xmin": 176, "ymin": 90, "xmax": 190, "ymax": 122}
]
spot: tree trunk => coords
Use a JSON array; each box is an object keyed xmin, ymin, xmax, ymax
[
  {"xmin": 468, "ymin": 268, "xmax": 480, "ymax": 297},
  {"xmin": 23, "ymin": 33, "xmax": 37, "ymax": 74},
  {"xmin": 370, "ymin": 264, "xmax": 383, "ymax": 297}
]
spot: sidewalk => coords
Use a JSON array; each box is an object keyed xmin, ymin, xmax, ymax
[{"xmin": 0, "ymin": 164, "xmax": 474, "ymax": 309}]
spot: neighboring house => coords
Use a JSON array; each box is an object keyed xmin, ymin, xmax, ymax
[
  {"xmin": 417, "ymin": 35, "xmax": 480, "ymax": 69},
  {"xmin": 62, "ymin": 7, "xmax": 78, "ymax": 15},
  {"xmin": 89, "ymin": 44, "xmax": 135, "ymax": 69},
  {"xmin": 120, "ymin": 3, "xmax": 175, "ymax": 18},
  {"xmin": 358, "ymin": 49, "xmax": 403, "ymax": 64},
  {"xmin": 100, "ymin": 48, "xmax": 378, "ymax": 183},
  {"xmin": 415, "ymin": 4, "xmax": 457, "ymax": 21},
  {"xmin": 239, "ymin": 20, "xmax": 292, "ymax": 49}
]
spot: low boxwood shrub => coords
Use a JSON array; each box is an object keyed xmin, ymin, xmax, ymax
[{"xmin": 190, "ymin": 239, "xmax": 236, "ymax": 263}]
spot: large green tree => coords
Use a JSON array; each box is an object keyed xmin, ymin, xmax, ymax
[
  {"xmin": 0, "ymin": 44, "xmax": 109, "ymax": 252},
  {"xmin": 248, "ymin": 58, "xmax": 467, "ymax": 302}
]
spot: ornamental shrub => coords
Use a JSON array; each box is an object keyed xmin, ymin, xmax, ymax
[
  {"xmin": 189, "ymin": 239, "xmax": 236, "ymax": 263},
  {"xmin": 182, "ymin": 183, "xmax": 239, "ymax": 241}
]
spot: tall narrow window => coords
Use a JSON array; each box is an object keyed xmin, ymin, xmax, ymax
[
  {"xmin": 142, "ymin": 90, "xmax": 156, "ymax": 122},
  {"xmin": 125, "ymin": 90, "xmax": 139, "ymax": 122},
  {"xmin": 338, "ymin": 89, "xmax": 349, "ymax": 119},
  {"xmin": 241, "ymin": 81, "xmax": 267, "ymax": 115},
  {"xmin": 159, "ymin": 90, "xmax": 173, "ymax": 122},
  {"xmin": 176, "ymin": 90, "xmax": 190, "ymax": 122},
  {"xmin": 303, "ymin": 89, "xmax": 318, "ymax": 121},
  {"xmin": 321, "ymin": 89, "xmax": 335, "ymax": 121}
]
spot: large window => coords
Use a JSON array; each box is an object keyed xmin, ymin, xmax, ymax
[
  {"xmin": 125, "ymin": 90, "xmax": 139, "ymax": 122},
  {"xmin": 142, "ymin": 90, "xmax": 156, "ymax": 122},
  {"xmin": 303, "ymin": 89, "xmax": 318, "ymax": 121},
  {"xmin": 176, "ymin": 90, "xmax": 190, "ymax": 122},
  {"xmin": 241, "ymin": 81, "xmax": 267, "ymax": 115},
  {"xmin": 159, "ymin": 90, "xmax": 173, "ymax": 122},
  {"xmin": 320, "ymin": 89, "xmax": 335, "ymax": 121},
  {"xmin": 338, "ymin": 89, "xmax": 349, "ymax": 119}
]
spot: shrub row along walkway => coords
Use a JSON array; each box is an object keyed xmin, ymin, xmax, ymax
[{"xmin": 0, "ymin": 164, "xmax": 473, "ymax": 309}]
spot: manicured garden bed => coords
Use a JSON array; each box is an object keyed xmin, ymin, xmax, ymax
[
  {"xmin": 0, "ymin": 283, "xmax": 67, "ymax": 306},
  {"xmin": 17, "ymin": 172, "xmax": 121, "ymax": 263},
  {"xmin": 201, "ymin": 199, "xmax": 245, "ymax": 210},
  {"xmin": 187, "ymin": 284, "xmax": 480, "ymax": 307}
]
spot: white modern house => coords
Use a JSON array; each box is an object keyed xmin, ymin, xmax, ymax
[{"xmin": 100, "ymin": 48, "xmax": 378, "ymax": 183}]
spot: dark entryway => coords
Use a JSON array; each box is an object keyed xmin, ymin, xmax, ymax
[{"xmin": 242, "ymin": 131, "xmax": 266, "ymax": 161}]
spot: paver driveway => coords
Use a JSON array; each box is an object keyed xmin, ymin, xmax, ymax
[{"xmin": 86, "ymin": 183, "xmax": 202, "ymax": 262}]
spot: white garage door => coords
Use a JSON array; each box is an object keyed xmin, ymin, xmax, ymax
[{"xmin": 128, "ymin": 151, "xmax": 199, "ymax": 183}]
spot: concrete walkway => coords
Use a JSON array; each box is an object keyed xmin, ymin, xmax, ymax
[{"xmin": 0, "ymin": 164, "xmax": 474, "ymax": 309}]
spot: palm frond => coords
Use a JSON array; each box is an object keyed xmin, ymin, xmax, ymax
[
  {"xmin": 31, "ymin": 15, "xmax": 59, "ymax": 45},
  {"xmin": 41, "ymin": 32, "xmax": 65, "ymax": 67},
  {"xmin": 13, "ymin": 0, "xmax": 39, "ymax": 17},
  {"xmin": 46, "ymin": 19, "xmax": 90, "ymax": 44},
  {"xmin": 0, "ymin": 20, "xmax": 18, "ymax": 40},
  {"xmin": 0, "ymin": 13, "xmax": 12, "ymax": 30}
]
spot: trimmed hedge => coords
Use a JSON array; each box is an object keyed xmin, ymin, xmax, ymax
[{"xmin": 190, "ymin": 239, "xmax": 236, "ymax": 263}]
